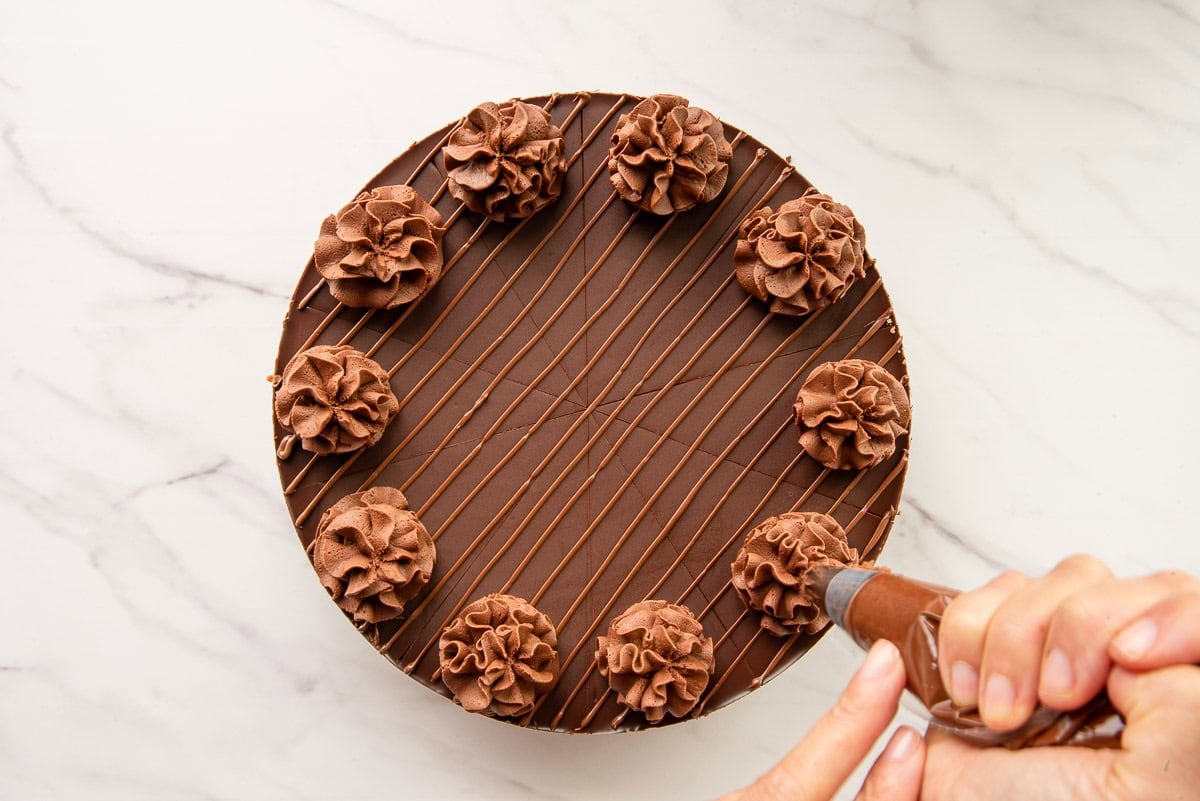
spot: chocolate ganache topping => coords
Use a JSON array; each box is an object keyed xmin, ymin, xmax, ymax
[
  {"xmin": 273, "ymin": 92, "xmax": 913, "ymax": 734},
  {"xmin": 312, "ymin": 487, "xmax": 435, "ymax": 625},
  {"xmin": 596, "ymin": 600, "xmax": 715, "ymax": 723},
  {"xmin": 274, "ymin": 344, "xmax": 399, "ymax": 455},
  {"xmin": 313, "ymin": 185, "xmax": 446, "ymax": 309},
  {"xmin": 731, "ymin": 512, "xmax": 860, "ymax": 635},
  {"xmin": 607, "ymin": 94, "xmax": 733, "ymax": 215},
  {"xmin": 793, "ymin": 359, "xmax": 911, "ymax": 470},
  {"xmin": 438, "ymin": 594, "xmax": 561, "ymax": 718},
  {"xmin": 443, "ymin": 100, "xmax": 567, "ymax": 221},
  {"xmin": 734, "ymin": 188, "xmax": 870, "ymax": 316}
]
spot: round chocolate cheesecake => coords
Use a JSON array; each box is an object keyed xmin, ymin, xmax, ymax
[{"xmin": 273, "ymin": 92, "xmax": 909, "ymax": 732}]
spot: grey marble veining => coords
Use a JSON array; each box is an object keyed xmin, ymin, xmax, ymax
[{"xmin": 2, "ymin": 1, "xmax": 1197, "ymax": 799}]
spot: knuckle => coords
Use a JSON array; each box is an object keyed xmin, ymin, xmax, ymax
[
  {"xmin": 941, "ymin": 572, "xmax": 1032, "ymax": 658},
  {"xmin": 986, "ymin": 610, "xmax": 1046, "ymax": 652},
  {"xmin": 1056, "ymin": 593, "xmax": 1102, "ymax": 632},
  {"xmin": 859, "ymin": 742, "xmax": 921, "ymax": 801},
  {"xmin": 1054, "ymin": 554, "xmax": 1111, "ymax": 581},
  {"xmin": 858, "ymin": 773, "xmax": 885, "ymax": 801},
  {"xmin": 991, "ymin": 569, "xmax": 1029, "ymax": 590},
  {"xmin": 1152, "ymin": 570, "xmax": 1198, "ymax": 593},
  {"xmin": 940, "ymin": 601, "xmax": 989, "ymax": 649}
]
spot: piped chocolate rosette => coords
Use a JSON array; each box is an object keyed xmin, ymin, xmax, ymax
[
  {"xmin": 607, "ymin": 94, "xmax": 732, "ymax": 214},
  {"xmin": 731, "ymin": 512, "xmax": 862, "ymax": 636},
  {"xmin": 443, "ymin": 99, "xmax": 567, "ymax": 222},
  {"xmin": 596, "ymin": 600, "xmax": 715, "ymax": 723},
  {"xmin": 312, "ymin": 487, "xmax": 435, "ymax": 626},
  {"xmin": 273, "ymin": 344, "xmax": 399, "ymax": 456},
  {"xmin": 314, "ymin": 185, "xmax": 446, "ymax": 310},
  {"xmin": 792, "ymin": 358, "xmax": 911, "ymax": 471},
  {"xmin": 438, "ymin": 594, "xmax": 561, "ymax": 718},
  {"xmin": 734, "ymin": 188, "xmax": 871, "ymax": 316}
]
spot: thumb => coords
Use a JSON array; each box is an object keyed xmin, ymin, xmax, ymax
[
  {"xmin": 854, "ymin": 726, "xmax": 924, "ymax": 801},
  {"xmin": 743, "ymin": 639, "xmax": 907, "ymax": 801},
  {"xmin": 921, "ymin": 727, "xmax": 1117, "ymax": 801}
]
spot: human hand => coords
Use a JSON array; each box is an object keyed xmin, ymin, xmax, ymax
[
  {"xmin": 718, "ymin": 639, "xmax": 925, "ymax": 801},
  {"xmin": 924, "ymin": 555, "xmax": 1200, "ymax": 800}
]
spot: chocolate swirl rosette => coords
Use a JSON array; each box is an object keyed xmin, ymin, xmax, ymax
[
  {"xmin": 596, "ymin": 600, "xmax": 715, "ymax": 723},
  {"xmin": 438, "ymin": 594, "xmax": 561, "ymax": 718},
  {"xmin": 314, "ymin": 185, "xmax": 446, "ymax": 310},
  {"xmin": 735, "ymin": 188, "xmax": 870, "ymax": 316},
  {"xmin": 273, "ymin": 344, "xmax": 399, "ymax": 455},
  {"xmin": 607, "ymin": 94, "xmax": 732, "ymax": 214},
  {"xmin": 793, "ymin": 358, "xmax": 910, "ymax": 470},
  {"xmin": 312, "ymin": 487, "xmax": 435, "ymax": 625},
  {"xmin": 443, "ymin": 100, "xmax": 567, "ymax": 221},
  {"xmin": 731, "ymin": 512, "xmax": 860, "ymax": 635}
]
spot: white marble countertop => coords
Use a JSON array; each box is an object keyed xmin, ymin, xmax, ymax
[{"xmin": 3, "ymin": 1, "xmax": 1198, "ymax": 798}]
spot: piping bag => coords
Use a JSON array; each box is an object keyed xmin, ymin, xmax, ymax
[{"xmin": 809, "ymin": 567, "xmax": 1125, "ymax": 749}]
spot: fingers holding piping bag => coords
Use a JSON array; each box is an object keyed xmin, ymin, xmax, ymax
[
  {"xmin": 936, "ymin": 570, "xmax": 1032, "ymax": 708},
  {"xmin": 1037, "ymin": 570, "xmax": 1198, "ymax": 711},
  {"xmin": 971, "ymin": 555, "xmax": 1113, "ymax": 730},
  {"xmin": 852, "ymin": 726, "xmax": 924, "ymax": 801},
  {"xmin": 1109, "ymin": 582, "xmax": 1200, "ymax": 669}
]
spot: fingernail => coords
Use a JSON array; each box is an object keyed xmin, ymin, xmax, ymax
[
  {"xmin": 949, "ymin": 660, "xmax": 978, "ymax": 705},
  {"xmin": 859, "ymin": 640, "xmax": 899, "ymax": 680},
  {"xmin": 1041, "ymin": 649, "xmax": 1075, "ymax": 699},
  {"xmin": 1113, "ymin": 619, "xmax": 1157, "ymax": 660},
  {"xmin": 885, "ymin": 726, "xmax": 919, "ymax": 761},
  {"xmin": 983, "ymin": 673, "xmax": 1015, "ymax": 721}
]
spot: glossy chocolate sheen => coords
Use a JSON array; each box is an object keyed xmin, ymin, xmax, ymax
[{"xmin": 273, "ymin": 92, "xmax": 910, "ymax": 732}]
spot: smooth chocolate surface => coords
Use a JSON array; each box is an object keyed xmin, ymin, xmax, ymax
[{"xmin": 273, "ymin": 92, "xmax": 909, "ymax": 732}]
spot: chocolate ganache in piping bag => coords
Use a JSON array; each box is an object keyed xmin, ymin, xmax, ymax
[{"xmin": 809, "ymin": 568, "xmax": 1125, "ymax": 749}]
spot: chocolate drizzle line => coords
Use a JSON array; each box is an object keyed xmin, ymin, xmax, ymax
[
  {"xmin": 380, "ymin": 178, "xmax": 782, "ymax": 664},
  {"xmin": 334, "ymin": 310, "xmax": 376, "ymax": 347},
  {"xmin": 540, "ymin": 287, "xmax": 890, "ymax": 727},
  {"xmin": 689, "ymin": 468, "xmax": 874, "ymax": 715},
  {"xmin": 380, "ymin": 97, "xmax": 598, "ymax": 377},
  {"xmin": 574, "ymin": 448, "xmax": 807, "ymax": 729},
  {"xmin": 387, "ymin": 164, "xmax": 790, "ymax": 666},
  {"xmin": 347, "ymin": 97, "xmax": 587, "ymax": 352},
  {"xmin": 540, "ymin": 388, "xmax": 897, "ymax": 733},
  {"xmin": 282, "ymin": 95, "xmax": 599, "ymax": 498},
  {"xmin": 408, "ymin": 154, "xmax": 776, "ymax": 530},
  {"xmin": 356, "ymin": 180, "xmax": 623, "ymax": 490},
  {"xmin": 294, "ymin": 175, "xmax": 618, "ymax": 525},
  {"xmin": 285, "ymin": 95, "xmax": 621, "ymax": 517},
  {"xmin": 391, "ymin": 136, "xmax": 756, "ymax": 503},
  {"xmin": 274, "ymin": 93, "xmax": 909, "ymax": 732},
  {"xmin": 298, "ymin": 302, "xmax": 344, "ymax": 351}
]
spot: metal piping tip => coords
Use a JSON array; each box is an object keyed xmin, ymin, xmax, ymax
[
  {"xmin": 812, "ymin": 567, "xmax": 881, "ymax": 630},
  {"xmin": 807, "ymin": 566, "xmax": 844, "ymax": 613}
]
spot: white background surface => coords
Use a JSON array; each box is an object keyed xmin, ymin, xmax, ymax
[{"xmin": 3, "ymin": 1, "xmax": 1198, "ymax": 799}]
